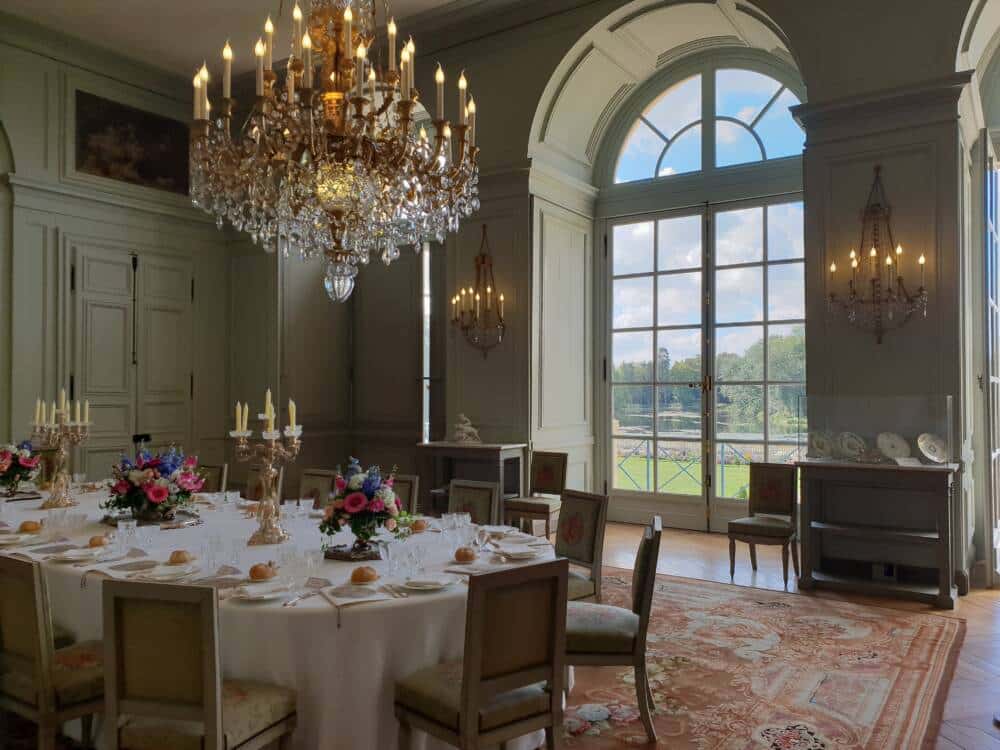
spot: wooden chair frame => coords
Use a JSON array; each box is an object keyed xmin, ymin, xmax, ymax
[
  {"xmin": 0, "ymin": 556, "xmax": 102, "ymax": 750},
  {"xmin": 555, "ymin": 489, "xmax": 608, "ymax": 602},
  {"xmin": 727, "ymin": 463, "xmax": 800, "ymax": 585},
  {"xmin": 102, "ymin": 581, "xmax": 295, "ymax": 750},
  {"xmin": 447, "ymin": 479, "xmax": 501, "ymax": 526},
  {"xmin": 296, "ymin": 468, "xmax": 337, "ymax": 508},
  {"xmin": 565, "ymin": 516, "xmax": 662, "ymax": 743},
  {"xmin": 393, "ymin": 474, "xmax": 421, "ymax": 515},
  {"xmin": 504, "ymin": 451, "xmax": 569, "ymax": 538},
  {"xmin": 396, "ymin": 559, "xmax": 568, "ymax": 749},
  {"xmin": 199, "ymin": 463, "xmax": 229, "ymax": 494}
]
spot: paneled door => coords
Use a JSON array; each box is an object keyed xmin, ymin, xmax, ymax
[
  {"xmin": 984, "ymin": 141, "xmax": 1000, "ymax": 577},
  {"xmin": 73, "ymin": 244, "xmax": 193, "ymax": 479},
  {"xmin": 607, "ymin": 197, "xmax": 805, "ymax": 531}
]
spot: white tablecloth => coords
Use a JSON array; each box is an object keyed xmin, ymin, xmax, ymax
[{"xmin": 0, "ymin": 491, "xmax": 556, "ymax": 749}]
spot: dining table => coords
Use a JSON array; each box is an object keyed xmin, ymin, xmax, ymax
[{"xmin": 0, "ymin": 487, "xmax": 560, "ymax": 750}]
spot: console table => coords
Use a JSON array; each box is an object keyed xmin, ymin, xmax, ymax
[
  {"xmin": 797, "ymin": 459, "xmax": 958, "ymax": 609},
  {"xmin": 416, "ymin": 442, "xmax": 527, "ymax": 516}
]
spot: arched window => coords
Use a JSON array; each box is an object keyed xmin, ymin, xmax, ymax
[{"xmin": 614, "ymin": 67, "xmax": 804, "ymax": 184}]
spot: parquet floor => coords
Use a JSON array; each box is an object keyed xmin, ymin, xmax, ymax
[{"xmin": 602, "ymin": 523, "xmax": 1000, "ymax": 750}]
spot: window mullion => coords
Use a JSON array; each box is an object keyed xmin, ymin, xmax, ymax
[{"xmin": 703, "ymin": 66, "xmax": 716, "ymax": 172}]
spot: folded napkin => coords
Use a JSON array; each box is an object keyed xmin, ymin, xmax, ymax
[
  {"xmin": 444, "ymin": 562, "xmax": 512, "ymax": 575},
  {"xmin": 109, "ymin": 559, "xmax": 159, "ymax": 572},
  {"xmin": 27, "ymin": 543, "xmax": 78, "ymax": 557}
]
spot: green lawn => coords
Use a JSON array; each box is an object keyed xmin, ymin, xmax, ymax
[{"xmin": 614, "ymin": 456, "xmax": 750, "ymax": 498}]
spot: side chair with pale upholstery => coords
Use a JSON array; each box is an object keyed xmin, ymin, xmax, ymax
[
  {"xmin": 504, "ymin": 451, "xmax": 568, "ymax": 537},
  {"xmin": 393, "ymin": 474, "xmax": 421, "ymax": 515},
  {"xmin": 554, "ymin": 489, "xmax": 608, "ymax": 602},
  {"xmin": 727, "ymin": 463, "xmax": 799, "ymax": 586},
  {"xmin": 198, "ymin": 464, "xmax": 228, "ymax": 494},
  {"xmin": 245, "ymin": 465, "xmax": 284, "ymax": 503},
  {"xmin": 395, "ymin": 559, "xmax": 568, "ymax": 749},
  {"xmin": 447, "ymin": 479, "xmax": 500, "ymax": 526},
  {"xmin": 298, "ymin": 469, "xmax": 336, "ymax": 509},
  {"xmin": 564, "ymin": 515, "xmax": 662, "ymax": 743},
  {"xmin": 0, "ymin": 556, "xmax": 103, "ymax": 750},
  {"xmin": 102, "ymin": 580, "xmax": 297, "ymax": 750}
]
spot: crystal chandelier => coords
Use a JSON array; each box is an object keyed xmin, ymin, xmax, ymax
[
  {"xmin": 827, "ymin": 165, "xmax": 928, "ymax": 343},
  {"xmin": 189, "ymin": 0, "xmax": 481, "ymax": 301},
  {"xmin": 450, "ymin": 225, "xmax": 505, "ymax": 357}
]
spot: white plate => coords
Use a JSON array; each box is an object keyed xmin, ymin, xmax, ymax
[
  {"xmin": 144, "ymin": 563, "xmax": 200, "ymax": 581},
  {"xmin": 403, "ymin": 574, "xmax": 460, "ymax": 591},
  {"xmin": 836, "ymin": 431, "xmax": 867, "ymax": 458},
  {"xmin": 244, "ymin": 575, "xmax": 287, "ymax": 586},
  {"xmin": 0, "ymin": 534, "xmax": 31, "ymax": 546},
  {"xmin": 918, "ymin": 433, "xmax": 948, "ymax": 463},
  {"xmin": 50, "ymin": 547, "xmax": 105, "ymax": 563},
  {"xmin": 230, "ymin": 586, "xmax": 290, "ymax": 602},
  {"xmin": 876, "ymin": 432, "xmax": 911, "ymax": 459},
  {"xmin": 494, "ymin": 547, "xmax": 542, "ymax": 560}
]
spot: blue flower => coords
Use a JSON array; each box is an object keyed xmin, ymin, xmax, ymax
[
  {"xmin": 17, "ymin": 440, "xmax": 32, "ymax": 452},
  {"xmin": 362, "ymin": 468, "xmax": 382, "ymax": 497},
  {"xmin": 345, "ymin": 457, "xmax": 362, "ymax": 478}
]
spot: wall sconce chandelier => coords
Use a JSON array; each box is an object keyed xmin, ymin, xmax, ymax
[
  {"xmin": 451, "ymin": 225, "xmax": 505, "ymax": 357},
  {"xmin": 827, "ymin": 165, "xmax": 928, "ymax": 344}
]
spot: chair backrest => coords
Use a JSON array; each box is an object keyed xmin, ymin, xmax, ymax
[
  {"xmin": 392, "ymin": 474, "xmax": 420, "ymax": 515},
  {"xmin": 0, "ymin": 556, "xmax": 55, "ymax": 712},
  {"xmin": 460, "ymin": 559, "xmax": 567, "ymax": 743},
  {"xmin": 198, "ymin": 464, "xmax": 228, "ymax": 494},
  {"xmin": 554, "ymin": 489, "xmax": 608, "ymax": 570},
  {"xmin": 245, "ymin": 465, "xmax": 284, "ymax": 502},
  {"xmin": 630, "ymin": 516, "xmax": 662, "ymax": 647},
  {"xmin": 448, "ymin": 479, "xmax": 500, "ymax": 525},
  {"xmin": 748, "ymin": 463, "xmax": 797, "ymax": 519},
  {"xmin": 298, "ymin": 469, "xmax": 336, "ymax": 509},
  {"xmin": 529, "ymin": 451, "xmax": 568, "ymax": 496},
  {"xmin": 103, "ymin": 581, "xmax": 222, "ymax": 750}
]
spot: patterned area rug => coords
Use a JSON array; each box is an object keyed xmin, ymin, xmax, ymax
[{"xmin": 564, "ymin": 570, "xmax": 965, "ymax": 748}]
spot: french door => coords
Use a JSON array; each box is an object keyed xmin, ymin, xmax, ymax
[{"xmin": 607, "ymin": 196, "xmax": 805, "ymax": 531}]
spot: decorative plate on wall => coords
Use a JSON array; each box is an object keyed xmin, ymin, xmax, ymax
[
  {"xmin": 876, "ymin": 432, "xmax": 911, "ymax": 459},
  {"xmin": 836, "ymin": 432, "xmax": 867, "ymax": 459},
  {"xmin": 807, "ymin": 430, "xmax": 834, "ymax": 458},
  {"xmin": 917, "ymin": 433, "xmax": 948, "ymax": 463}
]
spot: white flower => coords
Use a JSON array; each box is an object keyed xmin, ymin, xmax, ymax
[
  {"xmin": 348, "ymin": 472, "xmax": 367, "ymax": 490},
  {"xmin": 128, "ymin": 470, "xmax": 145, "ymax": 484},
  {"xmin": 375, "ymin": 486, "xmax": 395, "ymax": 503}
]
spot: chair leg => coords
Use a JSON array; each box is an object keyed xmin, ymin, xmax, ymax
[
  {"xmin": 545, "ymin": 725, "xmax": 562, "ymax": 749},
  {"xmin": 729, "ymin": 537, "xmax": 736, "ymax": 578},
  {"xmin": 38, "ymin": 724, "xmax": 58, "ymax": 750},
  {"xmin": 397, "ymin": 717, "xmax": 411, "ymax": 750},
  {"xmin": 781, "ymin": 542, "xmax": 789, "ymax": 587},
  {"xmin": 82, "ymin": 713, "xmax": 94, "ymax": 748},
  {"xmin": 644, "ymin": 671, "xmax": 656, "ymax": 712},
  {"xmin": 791, "ymin": 538, "xmax": 800, "ymax": 577},
  {"xmin": 749, "ymin": 543, "xmax": 758, "ymax": 571},
  {"xmin": 634, "ymin": 662, "xmax": 657, "ymax": 743}
]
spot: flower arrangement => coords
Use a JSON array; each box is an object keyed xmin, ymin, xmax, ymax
[
  {"xmin": 102, "ymin": 447, "xmax": 204, "ymax": 521},
  {"xmin": 319, "ymin": 457, "xmax": 408, "ymax": 549},
  {"xmin": 0, "ymin": 441, "xmax": 40, "ymax": 496}
]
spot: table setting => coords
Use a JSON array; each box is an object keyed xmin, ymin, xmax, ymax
[{"xmin": 0, "ymin": 395, "xmax": 559, "ymax": 749}]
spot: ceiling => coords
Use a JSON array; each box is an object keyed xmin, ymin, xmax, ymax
[{"xmin": 2, "ymin": 0, "xmax": 459, "ymax": 77}]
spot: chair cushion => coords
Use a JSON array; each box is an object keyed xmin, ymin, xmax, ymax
[
  {"xmin": 567, "ymin": 570, "xmax": 596, "ymax": 601},
  {"xmin": 119, "ymin": 679, "xmax": 296, "ymax": 750},
  {"xmin": 0, "ymin": 640, "xmax": 103, "ymax": 708},
  {"xmin": 566, "ymin": 602, "xmax": 639, "ymax": 655},
  {"xmin": 505, "ymin": 496, "xmax": 561, "ymax": 514},
  {"xmin": 728, "ymin": 515, "xmax": 793, "ymax": 539},
  {"xmin": 395, "ymin": 661, "xmax": 550, "ymax": 732}
]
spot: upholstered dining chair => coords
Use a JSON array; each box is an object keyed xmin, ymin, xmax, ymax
[
  {"xmin": 448, "ymin": 479, "xmax": 501, "ymax": 526},
  {"xmin": 393, "ymin": 474, "xmax": 420, "ymax": 515},
  {"xmin": 198, "ymin": 463, "xmax": 229, "ymax": 494},
  {"xmin": 727, "ymin": 463, "xmax": 799, "ymax": 586},
  {"xmin": 245, "ymin": 465, "xmax": 284, "ymax": 503},
  {"xmin": 554, "ymin": 489, "xmax": 608, "ymax": 602},
  {"xmin": 395, "ymin": 559, "xmax": 568, "ymax": 749},
  {"xmin": 564, "ymin": 515, "xmax": 662, "ymax": 743},
  {"xmin": 504, "ymin": 451, "xmax": 568, "ymax": 537},
  {"xmin": 0, "ymin": 556, "xmax": 103, "ymax": 750},
  {"xmin": 102, "ymin": 580, "xmax": 297, "ymax": 750},
  {"xmin": 297, "ymin": 468, "xmax": 336, "ymax": 509}
]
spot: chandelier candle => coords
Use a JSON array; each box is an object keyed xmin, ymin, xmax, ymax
[
  {"xmin": 30, "ymin": 390, "xmax": 91, "ymax": 509},
  {"xmin": 189, "ymin": 0, "xmax": 481, "ymax": 303}
]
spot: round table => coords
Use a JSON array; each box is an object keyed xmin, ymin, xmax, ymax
[{"xmin": 1, "ymin": 491, "xmax": 555, "ymax": 749}]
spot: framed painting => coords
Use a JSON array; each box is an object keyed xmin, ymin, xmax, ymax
[{"xmin": 74, "ymin": 90, "xmax": 189, "ymax": 195}]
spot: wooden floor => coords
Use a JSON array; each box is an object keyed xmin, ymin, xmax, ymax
[{"xmin": 603, "ymin": 522, "xmax": 1000, "ymax": 750}]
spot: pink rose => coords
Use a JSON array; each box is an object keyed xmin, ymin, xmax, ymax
[
  {"xmin": 369, "ymin": 498, "xmax": 385, "ymax": 513},
  {"xmin": 384, "ymin": 478, "xmax": 394, "ymax": 488},
  {"xmin": 0, "ymin": 451, "xmax": 11, "ymax": 473},
  {"xmin": 17, "ymin": 455, "xmax": 39, "ymax": 469},
  {"xmin": 343, "ymin": 492, "xmax": 368, "ymax": 514},
  {"xmin": 112, "ymin": 480, "xmax": 130, "ymax": 495},
  {"xmin": 176, "ymin": 472, "xmax": 204, "ymax": 492},
  {"xmin": 144, "ymin": 484, "xmax": 169, "ymax": 504},
  {"xmin": 183, "ymin": 455, "xmax": 198, "ymax": 468},
  {"xmin": 335, "ymin": 476, "xmax": 347, "ymax": 491},
  {"xmin": 384, "ymin": 518, "xmax": 397, "ymax": 532}
]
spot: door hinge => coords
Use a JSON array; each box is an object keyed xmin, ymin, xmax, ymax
[
  {"xmin": 603, "ymin": 235, "xmax": 608, "ymax": 259},
  {"xmin": 189, "ymin": 372, "xmax": 194, "ymax": 400},
  {"xmin": 603, "ymin": 480, "xmax": 608, "ymax": 495},
  {"xmin": 603, "ymin": 356, "xmax": 607, "ymax": 382},
  {"xmin": 979, "ymin": 374, "xmax": 985, "ymax": 391},
  {"xmin": 131, "ymin": 255, "xmax": 138, "ymax": 271},
  {"xmin": 706, "ymin": 473, "xmax": 712, "ymax": 489},
  {"xmin": 70, "ymin": 265, "xmax": 76, "ymax": 292},
  {"xmin": 191, "ymin": 278, "xmax": 195, "ymax": 302},
  {"xmin": 69, "ymin": 374, "xmax": 75, "ymax": 401}
]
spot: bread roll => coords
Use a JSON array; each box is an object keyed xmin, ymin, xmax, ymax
[
  {"xmin": 249, "ymin": 562, "xmax": 277, "ymax": 581},
  {"xmin": 168, "ymin": 550, "xmax": 194, "ymax": 565},
  {"xmin": 454, "ymin": 546, "xmax": 477, "ymax": 563},
  {"xmin": 410, "ymin": 519, "xmax": 428, "ymax": 533},
  {"xmin": 18, "ymin": 520, "xmax": 42, "ymax": 534},
  {"xmin": 88, "ymin": 535, "xmax": 109, "ymax": 548},
  {"xmin": 350, "ymin": 565, "xmax": 379, "ymax": 584}
]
